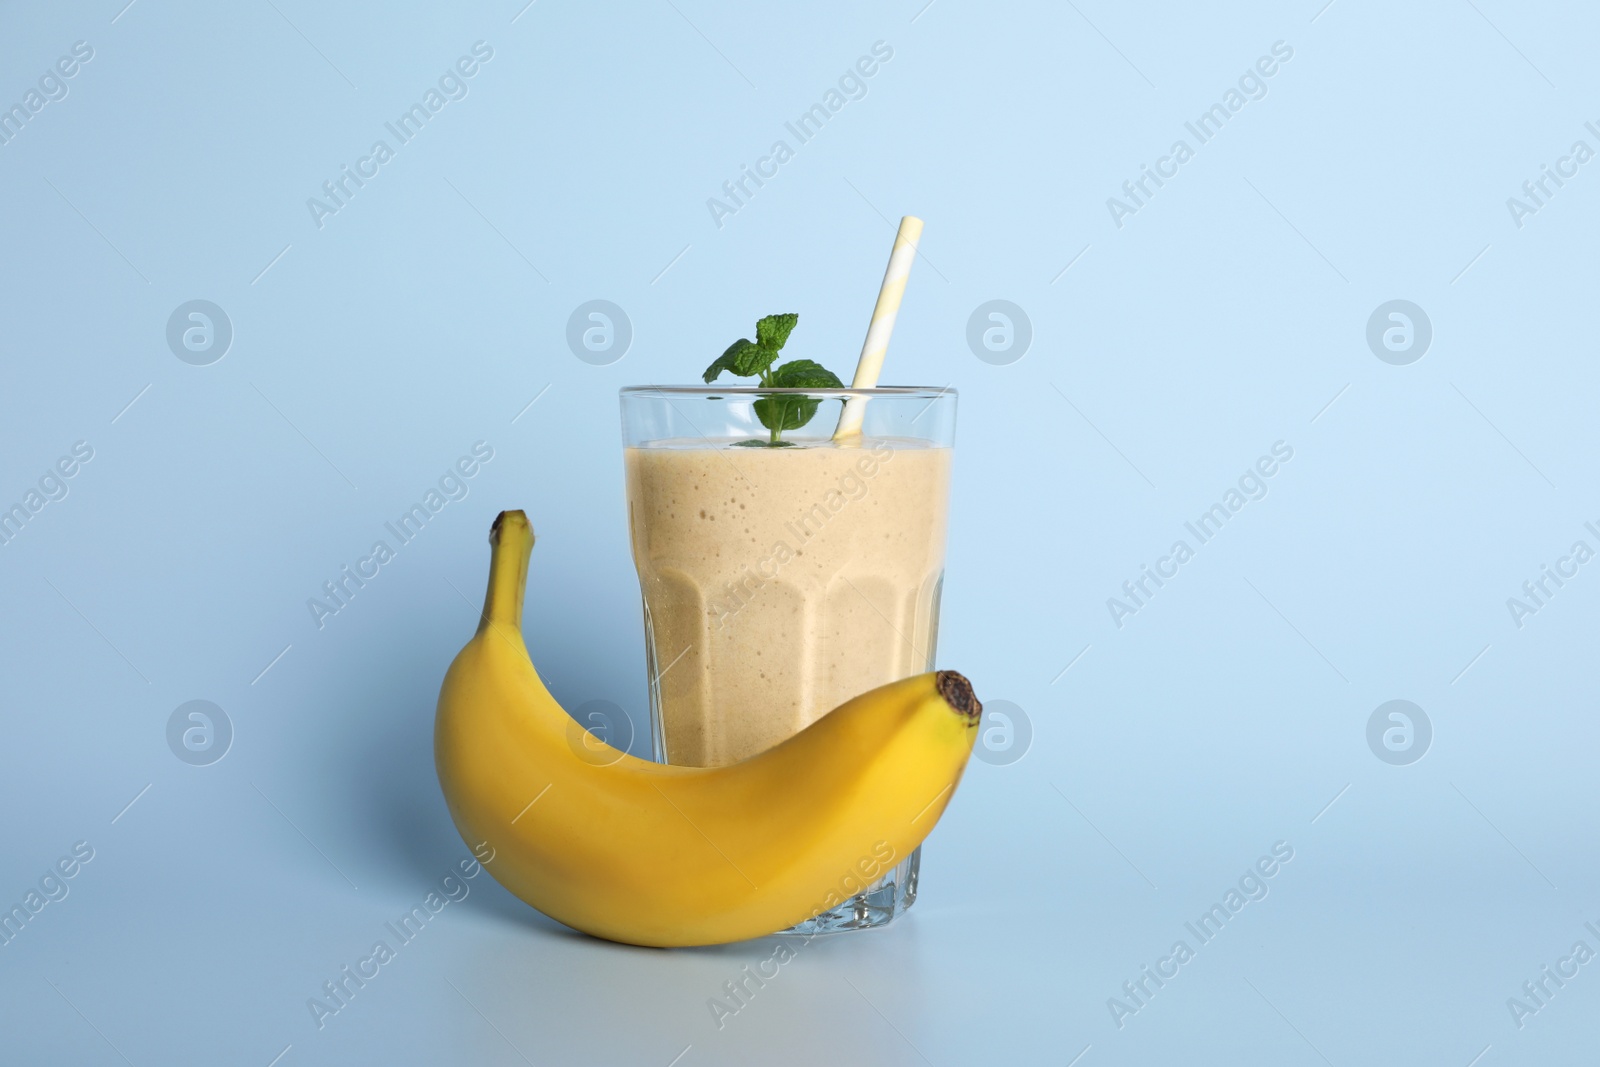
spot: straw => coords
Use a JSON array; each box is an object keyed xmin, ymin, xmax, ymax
[{"xmin": 833, "ymin": 215, "xmax": 923, "ymax": 440}]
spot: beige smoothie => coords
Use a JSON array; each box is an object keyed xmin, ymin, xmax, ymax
[{"xmin": 625, "ymin": 437, "xmax": 951, "ymax": 767}]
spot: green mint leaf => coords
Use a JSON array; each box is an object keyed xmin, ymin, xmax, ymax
[
  {"xmin": 768, "ymin": 359, "xmax": 844, "ymax": 389},
  {"xmin": 732, "ymin": 340, "xmax": 779, "ymax": 379},
  {"xmin": 754, "ymin": 394, "xmax": 821, "ymax": 436},
  {"xmin": 704, "ymin": 339, "xmax": 757, "ymax": 383},
  {"xmin": 755, "ymin": 313, "xmax": 799, "ymax": 353},
  {"xmin": 705, "ymin": 313, "xmax": 844, "ymax": 443}
]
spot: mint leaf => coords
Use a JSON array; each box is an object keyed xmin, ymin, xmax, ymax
[
  {"xmin": 755, "ymin": 359, "xmax": 840, "ymax": 435},
  {"xmin": 755, "ymin": 313, "xmax": 798, "ymax": 352},
  {"xmin": 733, "ymin": 341, "xmax": 779, "ymax": 379},
  {"xmin": 768, "ymin": 359, "xmax": 844, "ymax": 389},
  {"xmin": 706, "ymin": 313, "xmax": 845, "ymax": 443},
  {"xmin": 704, "ymin": 339, "xmax": 757, "ymax": 383},
  {"xmin": 754, "ymin": 395, "xmax": 820, "ymax": 435}
]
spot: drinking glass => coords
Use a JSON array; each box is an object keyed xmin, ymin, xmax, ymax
[{"xmin": 619, "ymin": 386, "xmax": 956, "ymax": 933}]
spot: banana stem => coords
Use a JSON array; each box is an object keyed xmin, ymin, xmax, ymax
[{"xmin": 482, "ymin": 510, "xmax": 535, "ymax": 634}]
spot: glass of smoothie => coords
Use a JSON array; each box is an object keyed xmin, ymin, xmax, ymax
[{"xmin": 619, "ymin": 385, "xmax": 955, "ymax": 933}]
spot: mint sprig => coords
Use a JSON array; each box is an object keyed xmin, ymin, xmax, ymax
[{"xmin": 703, "ymin": 314, "xmax": 844, "ymax": 444}]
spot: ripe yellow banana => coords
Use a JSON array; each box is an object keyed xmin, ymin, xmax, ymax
[{"xmin": 434, "ymin": 510, "xmax": 982, "ymax": 948}]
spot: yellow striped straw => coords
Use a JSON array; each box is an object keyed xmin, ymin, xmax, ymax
[{"xmin": 833, "ymin": 215, "xmax": 924, "ymax": 440}]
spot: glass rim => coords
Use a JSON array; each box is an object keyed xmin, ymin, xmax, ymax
[{"xmin": 620, "ymin": 385, "xmax": 957, "ymax": 399}]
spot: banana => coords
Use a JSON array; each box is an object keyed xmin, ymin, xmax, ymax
[{"xmin": 434, "ymin": 510, "xmax": 982, "ymax": 948}]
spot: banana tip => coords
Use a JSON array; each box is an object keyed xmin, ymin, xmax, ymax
[
  {"xmin": 490, "ymin": 510, "xmax": 533, "ymax": 545},
  {"xmin": 935, "ymin": 671, "xmax": 982, "ymax": 725}
]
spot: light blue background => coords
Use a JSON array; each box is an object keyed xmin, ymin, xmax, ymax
[{"xmin": 2, "ymin": 1, "xmax": 1596, "ymax": 1064}]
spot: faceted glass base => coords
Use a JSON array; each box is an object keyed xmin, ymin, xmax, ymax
[{"xmin": 778, "ymin": 846, "xmax": 919, "ymax": 936}]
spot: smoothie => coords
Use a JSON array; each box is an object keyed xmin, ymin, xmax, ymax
[{"xmin": 625, "ymin": 437, "xmax": 951, "ymax": 767}]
